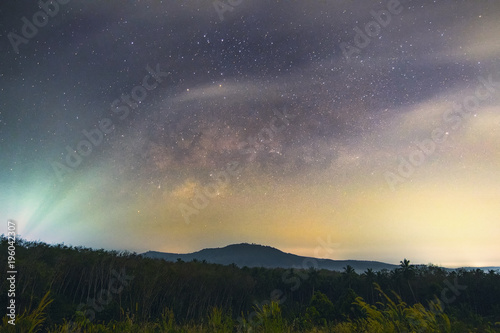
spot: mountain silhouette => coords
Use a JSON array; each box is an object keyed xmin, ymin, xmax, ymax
[{"xmin": 142, "ymin": 243, "xmax": 398, "ymax": 273}]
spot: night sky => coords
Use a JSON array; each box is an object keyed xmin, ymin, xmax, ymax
[{"xmin": 1, "ymin": 0, "xmax": 499, "ymax": 267}]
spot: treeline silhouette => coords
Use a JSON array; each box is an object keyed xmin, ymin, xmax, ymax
[{"xmin": 1, "ymin": 236, "xmax": 499, "ymax": 332}]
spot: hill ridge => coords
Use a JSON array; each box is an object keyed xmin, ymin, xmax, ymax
[{"xmin": 142, "ymin": 243, "xmax": 398, "ymax": 273}]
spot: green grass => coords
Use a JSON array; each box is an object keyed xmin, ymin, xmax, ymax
[{"xmin": 3, "ymin": 286, "xmax": 500, "ymax": 333}]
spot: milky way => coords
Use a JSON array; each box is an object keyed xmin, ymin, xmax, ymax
[{"xmin": 1, "ymin": 0, "xmax": 499, "ymax": 266}]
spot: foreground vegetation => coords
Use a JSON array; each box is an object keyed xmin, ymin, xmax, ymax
[{"xmin": 1, "ymin": 237, "xmax": 499, "ymax": 332}]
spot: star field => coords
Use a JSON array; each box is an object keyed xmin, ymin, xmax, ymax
[{"xmin": 1, "ymin": 0, "xmax": 499, "ymax": 266}]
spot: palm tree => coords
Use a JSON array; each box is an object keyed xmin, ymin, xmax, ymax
[
  {"xmin": 342, "ymin": 265, "xmax": 357, "ymax": 289},
  {"xmin": 400, "ymin": 258, "xmax": 417, "ymax": 302},
  {"xmin": 362, "ymin": 268, "xmax": 376, "ymax": 303}
]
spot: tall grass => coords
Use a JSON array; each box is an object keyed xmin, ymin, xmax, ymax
[
  {"xmin": 1, "ymin": 291, "xmax": 53, "ymax": 333},
  {"xmin": 2, "ymin": 287, "xmax": 499, "ymax": 332}
]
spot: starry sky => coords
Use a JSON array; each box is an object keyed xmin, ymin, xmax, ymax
[{"xmin": 1, "ymin": 0, "xmax": 499, "ymax": 267}]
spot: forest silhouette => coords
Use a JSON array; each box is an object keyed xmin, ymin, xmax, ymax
[{"xmin": 1, "ymin": 236, "xmax": 499, "ymax": 332}]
